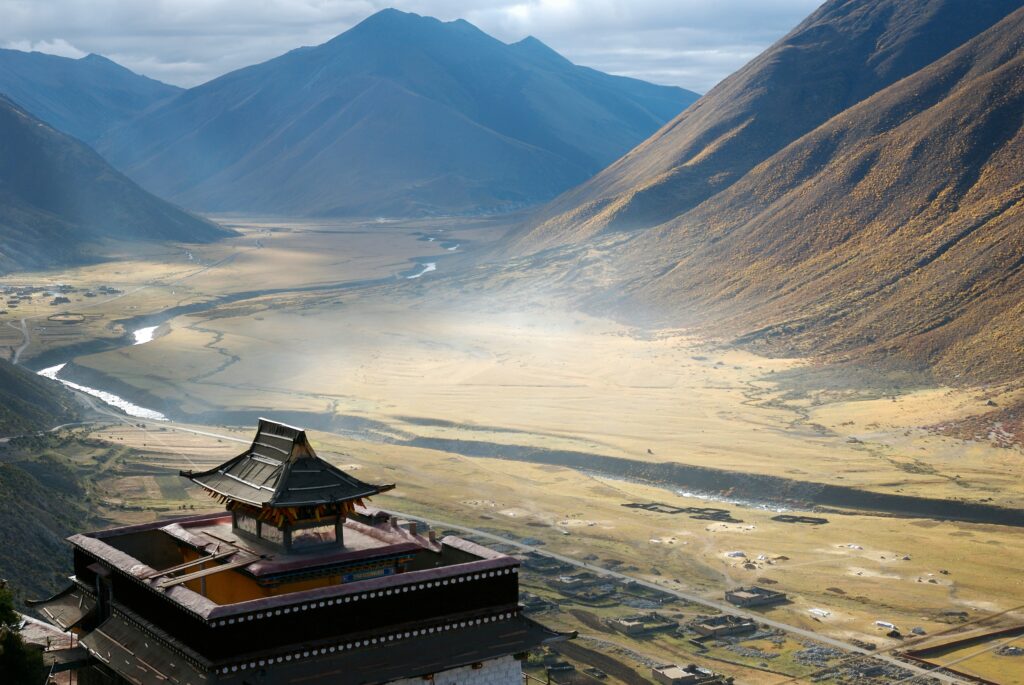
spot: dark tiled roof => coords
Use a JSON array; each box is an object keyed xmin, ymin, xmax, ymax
[
  {"xmin": 26, "ymin": 584, "xmax": 96, "ymax": 631},
  {"xmin": 81, "ymin": 607, "xmax": 565, "ymax": 685},
  {"xmin": 80, "ymin": 609, "xmax": 211, "ymax": 685},
  {"xmin": 180, "ymin": 418, "xmax": 392, "ymax": 508}
]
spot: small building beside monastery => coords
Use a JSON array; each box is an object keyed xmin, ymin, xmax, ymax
[
  {"xmin": 724, "ymin": 586, "xmax": 787, "ymax": 608},
  {"xmin": 652, "ymin": 663, "xmax": 734, "ymax": 685},
  {"xmin": 30, "ymin": 419, "xmax": 568, "ymax": 684},
  {"xmin": 690, "ymin": 614, "xmax": 757, "ymax": 638}
]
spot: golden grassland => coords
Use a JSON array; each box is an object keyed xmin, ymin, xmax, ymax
[
  {"xmin": 0, "ymin": 216, "xmax": 474, "ymax": 361},
  {"xmin": 4, "ymin": 217, "xmax": 1023, "ymax": 682},
  {"xmin": 66, "ymin": 267, "xmax": 1024, "ymax": 507}
]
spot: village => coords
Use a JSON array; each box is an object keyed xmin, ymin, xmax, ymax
[
  {"xmin": 1, "ymin": 283, "xmax": 122, "ymax": 312},
  {"xmin": 430, "ymin": 533, "xmax": 935, "ymax": 685}
]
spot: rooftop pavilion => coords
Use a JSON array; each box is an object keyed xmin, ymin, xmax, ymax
[
  {"xmin": 32, "ymin": 419, "xmax": 567, "ymax": 684},
  {"xmin": 180, "ymin": 417, "xmax": 395, "ymax": 552}
]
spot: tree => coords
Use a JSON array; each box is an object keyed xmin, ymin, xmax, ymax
[{"xmin": 0, "ymin": 582, "xmax": 47, "ymax": 684}]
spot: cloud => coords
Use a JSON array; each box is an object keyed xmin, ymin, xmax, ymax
[
  {"xmin": 0, "ymin": 0, "xmax": 823, "ymax": 91},
  {"xmin": 3, "ymin": 38, "xmax": 87, "ymax": 59}
]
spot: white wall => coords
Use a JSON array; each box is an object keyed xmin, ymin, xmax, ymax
[{"xmin": 386, "ymin": 655, "xmax": 522, "ymax": 685}]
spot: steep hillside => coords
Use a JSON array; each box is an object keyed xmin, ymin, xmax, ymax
[
  {"xmin": 515, "ymin": 0, "xmax": 1020, "ymax": 250},
  {"xmin": 0, "ymin": 96, "xmax": 232, "ymax": 273},
  {"xmin": 0, "ymin": 359, "xmax": 78, "ymax": 437},
  {"xmin": 0, "ymin": 49, "xmax": 180, "ymax": 143},
  {"xmin": 99, "ymin": 9, "xmax": 698, "ymax": 217},
  {"xmin": 614, "ymin": 5, "xmax": 1024, "ymax": 384},
  {"xmin": 0, "ymin": 452, "xmax": 94, "ymax": 601}
]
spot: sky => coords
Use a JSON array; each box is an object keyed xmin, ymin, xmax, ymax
[{"xmin": 1, "ymin": 0, "xmax": 823, "ymax": 93}]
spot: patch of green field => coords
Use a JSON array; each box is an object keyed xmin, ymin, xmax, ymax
[{"xmin": 154, "ymin": 474, "xmax": 190, "ymax": 501}]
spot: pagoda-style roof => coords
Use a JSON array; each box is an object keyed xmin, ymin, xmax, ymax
[{"xmin": 181, "ymin": 418, "xmax": 393, "ymax": 508}]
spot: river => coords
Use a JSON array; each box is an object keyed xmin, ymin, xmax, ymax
[
  {"xmin": 132, "ymin": 325, "xmax": 158, "ymax": 345},
  {"xmin": 406, "ymin": 262, "xmax": 437, "ymax": 279},
  {"xmin": 37, "ymin": 362, "xmax": 168, "ymax": 421},
  {"xmin": 32, "ymin": 252, "xmax": 445, "ymax": 422}
]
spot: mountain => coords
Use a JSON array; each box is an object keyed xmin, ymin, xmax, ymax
[
  {"xmin": 515, "ymin": 0, "xmax": 1020, "ymax": 250},
  {"xmin": 0, "ymin": 49, "xmax": 180, "ymax": 144},
  {"xmin": 0, "ymin": 96, "xmax": 232, "ymax": 273},
  {"xmin": 508, "ymin": 0, "xmax": 1024, "ymax": 385},
  {"xmin": 0, "ymin": 360, "xmax": 77, "ymax": 437},
  {"xmin": 614, "ymin": 3, "xmax": 1024, "ymax": 383},
  {"xmin": 98, "ymin": 9, "xmax": 698, "ymax": 217}
]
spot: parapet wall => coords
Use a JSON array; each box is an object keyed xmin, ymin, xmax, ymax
[{"xmin": 388, "ymin": 655, "xmax": 521, "ymax": 685}]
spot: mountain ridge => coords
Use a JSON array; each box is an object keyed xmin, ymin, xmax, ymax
[
  {"xmin": 98, "ymin": 9, "xmax": 699, "ymax": 218},
  {"xmin": 0, "ymin": 48, "xmax": 180, "ymax": 143},
  {"xmin": 0, "ymin": 95, "xmax": 232, "ymax": 273},
  {"xmin": 494, "ymin": 0, "xmax": 1024, "ymax": 386},
  {"xmin": 619, "ymin": 4, "xmax": 1024, "ymax": 383},
  {"xmin": 512, "ymin": 0, "xmax": 1021, "ymax": 252}
]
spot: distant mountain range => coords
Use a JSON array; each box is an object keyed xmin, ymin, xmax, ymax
[
  {"xmin": 511, "ymin": 0, "xmax": 1024, "ymax": 383},
  {"xmin": 96, "ymin": 9, "xmax": 698, "ymax": 217},
  {"xmin": 0, "ymin": 49, "xmax": 180, "ymax": 144},
  {"xmin": 0, "ymin": 96, "xmax": 231, "ymax": 273}
]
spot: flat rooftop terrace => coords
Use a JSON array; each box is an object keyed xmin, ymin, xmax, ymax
[{"xmin": 69, "ymin": 509, "xmax": 516, "ymax": 621}]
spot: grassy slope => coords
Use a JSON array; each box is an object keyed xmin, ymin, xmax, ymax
[
  {"xmin": 0, "ymin": 451, "xmax": 93, "ymax": 602},
  {"xmin": 0, "ymin": 359, "xmax": 78, "ymax": 437},
  {"xmin": 503, "ymin": 0, "xmax": 1024, "ymax": 385},
  {"xmin": 513, "ymin": 0, "xmax": 1020, "ymax": 251},
  {"xmin": 0, "ymin": 96, "xmax": 232, "ymax": 273},
  {"xmin": 621, "ymin": 6, "xmax": 1024, "ymax": 384}
]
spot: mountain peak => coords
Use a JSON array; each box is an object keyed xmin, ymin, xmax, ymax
[
  {"xmin": 342, "ymin": 8, "xmax": 491, "ymax": 43},
  {"xmin": 99, "ymin": 7, "xmax": 696, "ymax": 219},
  {"xmin": 351, "ymin": 7, "xmax": 436, "ymax": 32},
  {"xmin": 0, "ymin": 47, "xmax": 181, "ymax": 143},
  {"xmin": 361, "ymin": 7, "xmax": 419, "ymax": 23},
  {"xmin": 511, "ymin": 36, "xmax": 571, "ymax": 64},
  {"xmin": 327, "ymin": 8, "xmax": 447, "ymax": 48},
  {"xmin": 79, "ymin": 53, "xmax": 124, "ymax": 71}
]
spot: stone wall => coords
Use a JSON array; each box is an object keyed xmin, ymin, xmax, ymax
[{"xmin": 387, "ymin": 655, "xmax": 521, "ymax": 685}]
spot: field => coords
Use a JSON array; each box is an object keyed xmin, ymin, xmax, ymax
[
  {"xmin": 3, "ymin": 216, "xmax": 1023, "ymax": 683},
  {"xmin": 11, "ymin": 220, "xmax": 1017, "ymax": 507},
  {"xmin": 906, "ymin": 629, "xmax": 1024, "ymax": 685}
]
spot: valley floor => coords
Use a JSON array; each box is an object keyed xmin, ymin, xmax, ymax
[{"xmin": 2, "ymin": 216, "xmax": 1022, "ymax": 684}]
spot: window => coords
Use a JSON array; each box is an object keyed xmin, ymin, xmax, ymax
[
  {"xmin": 236, "ymin": 514, "xmax": 259, "ymax": 536},
  {"xmin": 291, "ymin": 524, "xmax": 336, "ymax": 548},
  {"xmin": 261, "ymin": 524, "xmax": 285, "ymax": 544}
]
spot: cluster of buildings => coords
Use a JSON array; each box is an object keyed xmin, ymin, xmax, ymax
[
  {"xmin": 1, "ymin": 283, "xmax": 44, "ymax": 309},
  {"xmin": 520, "ymin": 553, "xmax": 677, "ymax": 609},
  {"xmin": 1, "ymin": 282, "xmax": 123, "ymax": 311}
]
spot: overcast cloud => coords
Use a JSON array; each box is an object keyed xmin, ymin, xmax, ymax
[{"xmin": 1, "ymin": 0, "xmax": 823, "ymax": 93}]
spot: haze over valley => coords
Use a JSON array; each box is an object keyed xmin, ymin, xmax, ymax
[{"xmin": 2, "ymin": 3, "xmax": 1024, "ymax": 684}]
